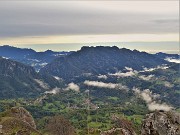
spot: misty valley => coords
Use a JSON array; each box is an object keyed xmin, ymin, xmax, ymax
[
  {"xmin": 0, "ymin": 45, "xmax": 179, "ymax": 135},
  {"xmin": 0, "ymin": 0, "xmax": 179, "ymax": 134}
]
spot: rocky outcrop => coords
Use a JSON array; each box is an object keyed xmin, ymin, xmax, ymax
[
  {"xmin": 141, "ymin": 111, "xmax": 180, "ymax": 135},
  {"xmin": 10, "ymin": 107, "xmax": 36, "ymax": 128},
  {"xmin": 100, "ymin": 115, "xmax": 136, "ymax": 135},
  {"xmin": 0, "ymin": 107, "xmax": 42, "ymax": 135},
  {"xmin": 101, "ymin": 111, "xmax": 180, "ymax": 135},
  {"xmin": 100, "ymin": 127, "xmax": 136, "ymax": 135}
]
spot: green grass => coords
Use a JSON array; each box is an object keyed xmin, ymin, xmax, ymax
[{"xmin": 126, "ymin": 115, "xmax": 143, "ymax": 125}]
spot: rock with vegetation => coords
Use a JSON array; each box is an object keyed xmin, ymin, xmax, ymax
[
  {"xmin": 100, "ymin": 128, "xmax": 136, "ymax": 135},
  {"xmin": 141, "ymin": 111, "xmax": 180, "ymax": 135},
  {"xmin": 0, "ymin": 107, "xmax": 41, "ymax": 135},
  {"xmin": 44, "ymin": 115, "xmax": 76, "ymax": 135},
  {"xmin": 10, "ymin": 107, "xmax": 36, "ymax": 128},
  {"xmin": 100, "ymin": 116, "xmax": 137, "ymax": 135}
]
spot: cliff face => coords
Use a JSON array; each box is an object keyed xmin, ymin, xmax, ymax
[{"xmin": 141, "ymin": 111, "xmax": 180, "ymax": 135}]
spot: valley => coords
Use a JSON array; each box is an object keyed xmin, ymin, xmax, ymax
[{"xmin": 0, "ymin": 46, "xmax": 179, "ymax": 135}]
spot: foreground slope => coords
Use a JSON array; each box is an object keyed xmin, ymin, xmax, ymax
[{"xmin": 0, "ymin": 107, "xmax": 42, "ymax": 135}]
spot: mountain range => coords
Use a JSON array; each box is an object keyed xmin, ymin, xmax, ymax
[
  {"xmin": 0, "ymin": 45, "xmax": 179, "ymax": 134},
  {"xmin": 0, "ymin": 45, "xmax": 72, "ymax": 71},
  {"xmin": 155, "ymin": 52, "xmax": 179, "ymax": 59},
  {"xmin": 0, "ymin": 45, "xmax": 179, "ymax": 97},
  {"xmin": 39, "ymin": 46, "xmax": 172, "ymax": 82}
]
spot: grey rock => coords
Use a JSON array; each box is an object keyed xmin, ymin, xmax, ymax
[{"xmin": 141, "ymin": 111, "xmax": 180, "ymax": 135}]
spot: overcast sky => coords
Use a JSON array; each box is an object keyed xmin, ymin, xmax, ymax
[{"xmin": 0, "ymin": 1, "xmax": 179, "ymax": 53}]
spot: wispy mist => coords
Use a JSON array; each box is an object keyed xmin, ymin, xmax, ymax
[{"xmin": 133, "ymin": 87, "xmax": 173, "ymax": 111}]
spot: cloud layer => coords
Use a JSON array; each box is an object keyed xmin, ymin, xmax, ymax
[{"xmin": 0, "ymin": 1, "xmax": 178, "ymax": 38}]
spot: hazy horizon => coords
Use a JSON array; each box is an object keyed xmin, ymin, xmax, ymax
[
  {"xmin": 1, "ymin": 41, "xmax": 179, "ymax": 54},
  {"xmin": 0, "ymin": 1, "xmax": 179, "ymax": 53}
]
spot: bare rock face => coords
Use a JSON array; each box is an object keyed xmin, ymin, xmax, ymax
[
  {"xmin": 141, "ymin": 111, "xmax": 180, "ymax": 135},
  {"xmin": 10, "ymin": 107, "xmax": 36, "ymax": 129}
]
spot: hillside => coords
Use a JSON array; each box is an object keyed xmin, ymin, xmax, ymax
[{"xmin": 0, "ymin": 57, "xmax": 63, "ymax": 99}]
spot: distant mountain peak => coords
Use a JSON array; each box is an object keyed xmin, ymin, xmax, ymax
[
  {"xmin": 44, "ymin": 49, "xmax": 54, "ymax": 53},
  {"xmin": 0, "ymin": 45, "xmax": 36, "ymax": 52},
  {"xmin": 0, "ymin": 45, "xmax": 71, "ymax": 71},
  {"xmin": 80, "ymin": 46, "xmax": 120, "ymax": 51}
]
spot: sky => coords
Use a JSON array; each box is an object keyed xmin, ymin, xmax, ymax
[{"xmin": 0, "ymin": 1, "xmax": 179, "ymax": 53}]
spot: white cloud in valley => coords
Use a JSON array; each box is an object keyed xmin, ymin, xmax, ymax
[
  {"xmin": 65, "ymin": 82, "xmax": 80, "ymax": 92},
  {"xmin": 109, "ymin": 70, "xmax": 138, "ymax": 78},
  {"xmin": 125, "ymin": 67, "xmax": 133, "ymax": 71},
  {"xmin": 142, "ymin": 65, "xmax": 169, "ymax": 72},
  {"xmin": 139, "ymin": 75, "xmax": 154, "ymax": 81},
  {"xmin": 165, "ymin": 57, "xmax": 180, "ymax": 63},
  {"xmin": 133, "ymin": 87, "xmax": 173, "ymax": 111},
  {"xmin": 34, "ymin": 79, "xmax": 49, "ymax": 89},
  {"xmin": 45, "ymin": 87, "xmax": 60, "ymax": 94},
  {"xmin": 84, "ymin": 80, "xmax": 129, "ymax": 91},
  {"xmin": 97, "ymin": 75, "xmax": 108, "ymax": 79}
]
